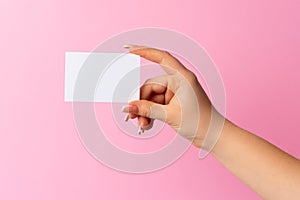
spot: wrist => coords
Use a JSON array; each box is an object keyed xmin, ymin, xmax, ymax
[
  {"xmin": 210, "ymin": 119, "xmax": 236, "ymax": 158},
  {"xmin": 192, "ymin": 108, "xmax": 227, "ymax": 153}
]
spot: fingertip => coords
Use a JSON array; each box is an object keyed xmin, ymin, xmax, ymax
[
  {"xmin": 138, "ymin": 116, "xmax": 151, "ymax": 129},
  {"xmin": 121, "ymin": 104, "xmax": 139, "ymax": 114},
  {"xmin": 124, "ymin": 113, "xmax": 129, "ymax": 122},
  {"xmin": 123, "ymin": 44, "xmax": 145, "ymax": 52},
  {"xmin": 123, "ymin": 44, "xmax": 134, "ymax": 49},
  {"xmin": 129, "ymin": 113, "xmax": 137, "ymax": 119},
  {"xmin": 138, "ymin": 125, "xmax": 144, "ymax": 135}
]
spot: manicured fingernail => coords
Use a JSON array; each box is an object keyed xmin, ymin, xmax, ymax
[
  {"xmin": 121, "ymin": 105, "xmax": 139, "ymax": 114},
  {"xmin": 123, "ymin": 44, "xmax": 133, "ymax": 49},
  {"xmin": 121, "ymin": 105, "xmax": 130, "ymax": 112},
  {"xmin": 138, "ymin": 125, "xmax": 144, "ymax": 135},
  {"xmin": 124, "ymin": 113, "xmax": 129, "ymax": 122}
]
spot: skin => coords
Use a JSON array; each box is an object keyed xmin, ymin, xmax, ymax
[{"xmin": 122, "ymin": 45, "xmax": 300, "ymax": 200}]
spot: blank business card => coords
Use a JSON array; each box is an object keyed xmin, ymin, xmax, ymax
[{"xmin": 65, "ymin": 52, "xmax": 140, "ymax": 102}]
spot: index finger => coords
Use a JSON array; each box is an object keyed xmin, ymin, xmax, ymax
[{"xmin": 124, "ymin": 45, "xmax": 189, "ymax": 75}]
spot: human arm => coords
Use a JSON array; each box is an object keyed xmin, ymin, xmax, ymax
[{"xmin": 122, "ymin": 45, "xmax": 300, "ymax": 200}]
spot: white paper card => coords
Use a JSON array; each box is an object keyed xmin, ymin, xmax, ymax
[{"xmin": 65, "ymin": 52, "xmax": 140, "ymax": 102}]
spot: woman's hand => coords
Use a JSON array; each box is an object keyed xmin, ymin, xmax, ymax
[
  {"xmin": 122, "ymin": 45, "xmax": 300, "ymax": 200},
  {"xmin": 122, "ymin": 45, "xmax": 218, "ymax": 148}
]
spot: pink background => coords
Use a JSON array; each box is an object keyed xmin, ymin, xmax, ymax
[{"xmin": 1, "ymin": 0, "xmax": 299, "ymax": 199}]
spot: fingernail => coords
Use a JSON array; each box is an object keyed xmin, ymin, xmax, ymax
[
  {"xmin": 124, "ymin": 113, "xmax": 129, "ymax": 122},
  {"xmin": 138, "ymin": 125, "xmax": 144, "ymax": 135},
  {"xmin": 123, "ymin": 44, "xmax": 133, "ymax": 49},
  {"xmin": 121, "ymin": 105, "xmax": 139, "ymax": 114}
]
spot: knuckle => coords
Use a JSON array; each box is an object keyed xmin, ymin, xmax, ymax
[
  {"xmin": 139, "ymin": 101, "xmax": 151, "ymax": 117},
  {"xmin": 144, "ymin": 78, "xmax": 153, "ymax": 85}
]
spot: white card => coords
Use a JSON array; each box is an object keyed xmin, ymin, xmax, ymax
[{"xmin": 65, "ymin": 52, "xmax": 140, "ymax": 102}]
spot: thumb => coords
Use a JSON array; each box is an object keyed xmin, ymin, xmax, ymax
[{"xmin": 122, "ymin": 100, "xmax": 167, "ymax": 121}]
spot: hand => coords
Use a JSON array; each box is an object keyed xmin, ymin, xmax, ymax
[
  {"xmin": 123, "ymin": 45, "xmax": 300, "ymax": 200},
  {"xmin": 122, "ymin": 45, "xmax": 219, "ymax": 148}
]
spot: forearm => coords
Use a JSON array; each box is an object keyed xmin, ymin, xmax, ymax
[
  {"xmin": 211, "ymin": 119, "xmax": 300, "ymax": 200},
  {"xmin": 126, "ymin": 45, "xmax": 300, "ymax": 198}
]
